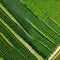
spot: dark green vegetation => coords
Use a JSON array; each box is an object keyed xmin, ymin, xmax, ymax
[
  {"xmin": 0, "ymin": 34, "xmax": 37, "ymax": 60},
  {"xmin": 0, "ymin": 0, "xmax": 60, "ymax": 60}
]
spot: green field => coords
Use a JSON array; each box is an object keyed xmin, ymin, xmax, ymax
[{"xmin": 0, "ymin": 0, "xmax": 60, "ymax": 60}]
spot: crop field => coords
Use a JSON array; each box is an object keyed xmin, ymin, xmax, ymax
[{"xmin": 0, "ymin": 0, "xmax": 60, "ymax": 60}]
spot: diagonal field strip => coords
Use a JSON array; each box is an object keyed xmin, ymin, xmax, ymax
[
  {"xmin": 0, "ymin": 8, "xmax": 49, "ymax": 59},
  {"xmin": 0, "ymin": 5, "xmax": 57, "ymax": 58},
  {"xmin": 0, "ymin": 19, "xmax": 43, "ymax": 60},
  {"xmin": 0, "ymin": 24, "xmax": 39, "ymax": 60},
  {"xmin": 0, "ymin": 2, "xmax": 58, "ymax": 47},
  {"xmin": 0, "ymin": 12, "xmax": 52, "ymax": 59},
  {"xmin": 0, "ymin": 33, "xmax": 14, "ymax": 48},
  {"xmin": 21, "ymin": 0, "xmax": 60, "ymax": 26},
  {"xmin": 0, "ymin": 0, "xmax": 60, "ymax": 60},
  {"xmin": 0, "ymin": 33, "xmax": 27, "ymax": 59},
  {"xmin": 0, "ymin": 35, "xmax": 27, "ymax": 60},
  {"xmin": 20, "ymin": 0, "xmax": 59, "ymax": 25},
  {"xmin": 1, "ymin": 0, "xmax": 60, "ymax": 46},
  {"xmin": 0, "ymin": 3, "xmax": 32, "ymax": 39},
  {"xmin": 20, "ymin": 0, "xmax": 60, "ymax": 36},
  {"xmin": 0, "ymin": 7, "xmax": 54, "ymax": 52}
]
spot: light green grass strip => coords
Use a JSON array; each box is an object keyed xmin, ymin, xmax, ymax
[
  {"xmin": 20, "ymin": 0, "xmax": 60, "ymax": 26},
  {"xmin": 20, "ymin": 0, "xmax": 60, "ymax": 36},
  {"xmin": 0, "ymin": 58, "xmax": 4, "ymax": 60}
]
